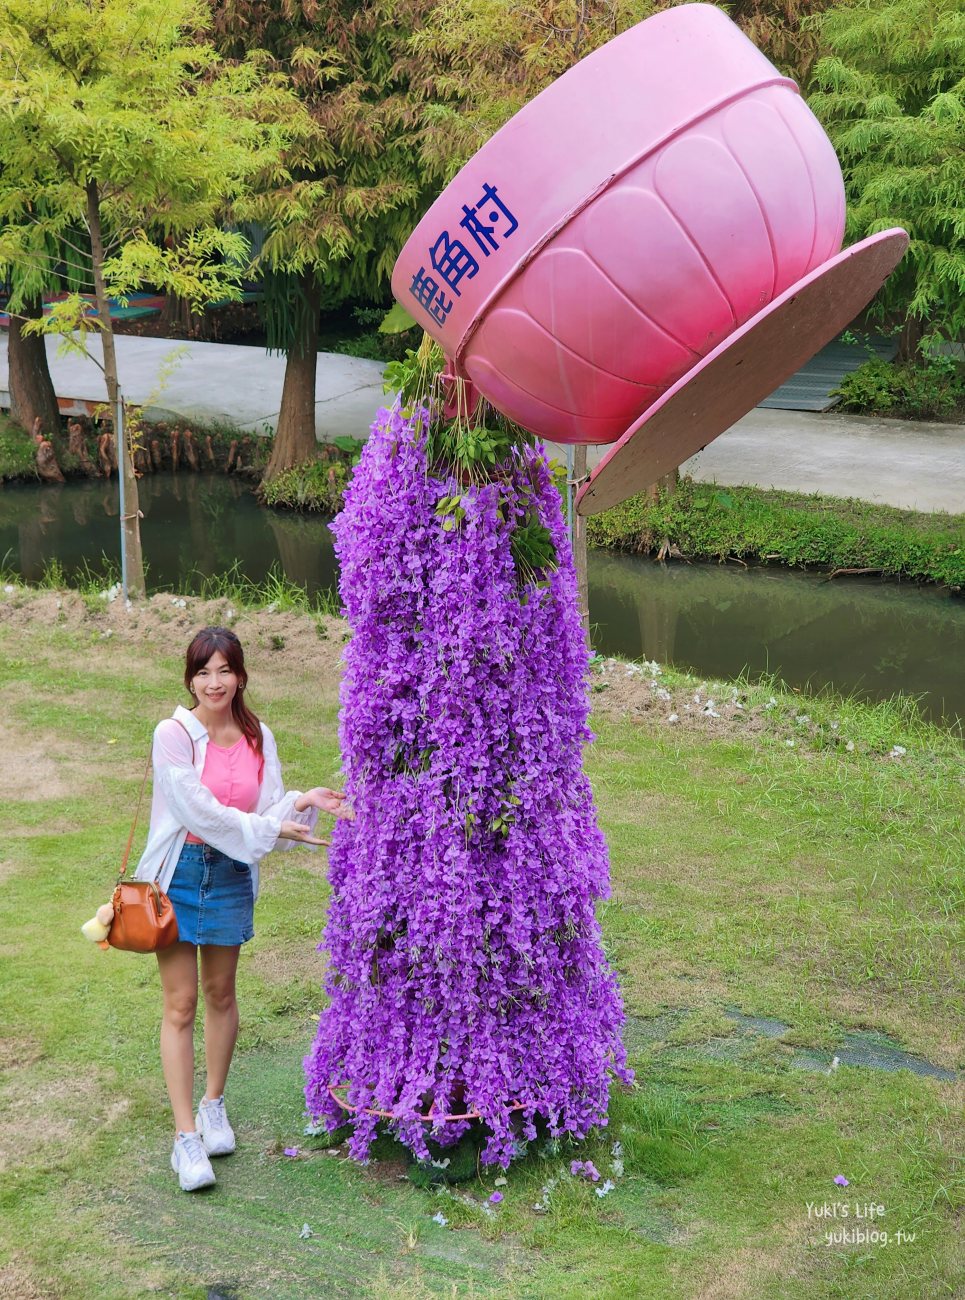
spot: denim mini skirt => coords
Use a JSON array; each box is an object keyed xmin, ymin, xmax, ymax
[{"xmin": 167, "ymin": 841, "xmax": 254, "ymax": 947}]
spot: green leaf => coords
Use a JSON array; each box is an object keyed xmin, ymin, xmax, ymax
[{"xmin": 379, "ymin": 302, "xmax": 419, "ymax": 334}]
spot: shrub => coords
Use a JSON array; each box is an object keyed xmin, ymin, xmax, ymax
[
  {"xmin": 0, "ymin": 415, "xmax": 39, "ymax": 480},
  {"xmin": 259, "ymin": 459, "xmax": 349, "ymax": 513},
  {"xmin": 833, "ymin": 355, "xmax": 965, "ymax": 419}
]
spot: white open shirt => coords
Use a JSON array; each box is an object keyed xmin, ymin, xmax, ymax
[{"xmin": 133, "ymin": 704, "xmax": 317, "ymax": 900}]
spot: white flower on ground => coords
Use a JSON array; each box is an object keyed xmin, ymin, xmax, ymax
[
  {"xmin": 3, "ymin": 584, "xmax": 14, "ymax": 594},
  {"xmin": 785, "ymin": 739, "xmax": 795, "ymax": 747},
  {"xmin": 655, "ymin": 687, "xmax": 671, "ymax": 701},
  {"xmin": 889, "ymin": 745, "xmax": 907, "ymax": 758},
  {"xmin": 595, "ymin": 1180, "xmax": 616, "ymax": 1198},
  {"xmin": 299, "ymin": 1224, "xmax": 313, "ymax": 1239},
  {"xmin": 764, "ymin": 697, "xmax": 777, "ymax": 710},
  {"xmin": 431, "ymin": 1212, "xmax": 449, "ymax": 1227},
  {"xmin": 702, "ymin": 701, "xmax": 719, "ymax": 718},
  {"xmin": 846, "ymin": 741, "xmax": 855, "ymax": 752},
  {"xmin": 667, "ymin": 713, "xmax": 679, "ymax": 725},
  {"xmin": 795, "ymin": 714, "xmax": 810, "ymax": 725},
  {"xmin": 830, "ymin": 721, "xmax": 839, "ymax": 731}
]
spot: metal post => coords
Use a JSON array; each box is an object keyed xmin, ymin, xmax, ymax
[
  {"xmin": 566, "ymin": 443, "xmax": 574, "ymax": 547},
  {"xmin": 116, "ymin": 390, "xmax": 129, "ymax": 601}
]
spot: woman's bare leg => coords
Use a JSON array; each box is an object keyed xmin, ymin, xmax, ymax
[
  {"xmin": 157, "ymin": 942, "xmax": 200, "ymax": 1133},
  {"xmin": 199, "ymin": 944, "xmax": 241, "ymax": 1101}
]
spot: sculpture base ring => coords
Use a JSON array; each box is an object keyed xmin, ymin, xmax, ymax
[{"xmin": 327, "ymin": 1083, "xmax": 531, "ymax": 1124}]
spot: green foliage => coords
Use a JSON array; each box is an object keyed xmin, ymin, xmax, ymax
[
  {"xmin": 190, "ymin": 560, "xmax": 341, "ymax": 616},
  {"xmin": 587, "ymin": 478, "xmax": 965, "ymax": 587},
  {"xmin": 327, "ymin": 305, "xmax": 420, "ymax": 362},
  {"xmin": 0, "ymin": 414, "xmax": 39, "ymax": 481},
  {"xmin": 410, "ymin": 0, "xmax": 658, "ymax": 170},
  {"xmin": 725, "ymin": 0, "xmax": 833, "ymax": 86},
  {"xmin": 217, "ymin": 0, "xmax": 452, "ymax": 317},
  {"xmin": 808, "ymin": 0, "xmax": 965, "ymax": 345},
  {"xmin": 833, "ymin": 354, "xmax": 965, "ymax": 418},
  {"xmin": 379, "ymin": 303, "xmax": 418, "ymax": 335},
  {"xmin": 0, "ymin": 0, "xmax": 302, "ymax": 336},
  {"xmin": 382, "ymin": 335, "xmax": 446, "ymax": 406},
  {"xmin": 259, "ymin": 459, "xmax": 350, "ymax": 513}
]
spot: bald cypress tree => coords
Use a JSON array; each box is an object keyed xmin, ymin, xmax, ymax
[
  {"xmin": 211, "ymin": 0, "xmax": 454, "ymax": 479},
  {"xmin": 808, "ymin": 0, "xmax": 965, "ymax": 356}
]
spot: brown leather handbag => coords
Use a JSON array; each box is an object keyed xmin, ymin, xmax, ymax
[{"xmin": 107, "ymin": 735, "xmax": 186, "ymax": 953}]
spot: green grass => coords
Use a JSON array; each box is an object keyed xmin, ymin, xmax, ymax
[
  {"xmin": 586, "ymin": 479, "xmax": 965, "ymax": 587},
  {"xmin": 0, "ymin": 592, "xmax": 961, "ymax": 1298},
  {"xmin": 187, "ymin": 559, "xmax": 342, "ymax": 617},
  {"xmin": 0, "ymin": 411, "xmax": 38, "ymax": 481}
]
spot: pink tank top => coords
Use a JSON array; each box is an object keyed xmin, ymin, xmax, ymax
[{"xmin": 185, "ymin": 736, "xmax": 262, "ymax": 844}]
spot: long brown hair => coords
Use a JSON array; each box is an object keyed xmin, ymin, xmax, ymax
[{"xmin": 184, "ymin": 627, "xmax": 264, "ymax": 776}]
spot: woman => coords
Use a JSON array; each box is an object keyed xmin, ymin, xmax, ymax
[{"xmin": 134, "ymin": 625, "xmax": 351, "ymax": 1192}]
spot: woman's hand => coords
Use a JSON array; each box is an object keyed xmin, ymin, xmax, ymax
[
  {"xmin": 278, "ymin": 820, "xmax": 330, "ymax": 846},
  {"xmin": 294, "ymin": 787, "xmax": 355, "ymax": 820}
]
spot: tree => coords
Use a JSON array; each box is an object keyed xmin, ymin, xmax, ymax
[
  {"xmin": 727, "ymin": 0, "xmax": 832, "ymax": 87},
  {"xmin": 7, "ymin": 294, "xmax": 60, "ymax": 440},
  {"xmin": 0, "ymin": 0, "xmax": 302, "ymax": 594},
  {"xmin": 212, "ymin": 0, "xmax": 454, "ymax": 480},
  {"xmin": 410, "ymin": 0, "xmax": 656, "ymax": 162},
  {"xmin": 807, "ymin": 0, "xmax": 965, "ymax": 357}
]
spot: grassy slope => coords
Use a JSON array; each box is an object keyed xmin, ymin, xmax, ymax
[{"xmin": 0, "ymin": 590, "xmax": 961, "ymax": 1299}]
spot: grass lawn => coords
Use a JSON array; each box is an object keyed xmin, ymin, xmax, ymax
[{"xmin": 0, "ymin": 587, "xmax": 961, "ymax": 1299}]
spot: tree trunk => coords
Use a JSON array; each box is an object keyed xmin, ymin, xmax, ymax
[
  {"xmin": 161, "ymin": 289, "xmax": 206, "ymax": 339},
  {"xmin": 647, "ymin": 466, "xmax": 679, "ymax": 502},
  {"xmin": 572, "ymin": 443, "xmax": 590, "ymax": 642},
  {"xmin": 263, "ymin": 272, "xmax": 321, "ymax": 481},
  {"xmin": 8, "ymin": 294, "xmax": 60, "ymax": 436},
  {"xmin": 86, "ymin": 180, "xmax": 146, "ymax": 598},
  {"xmin": 898, "ymin": 314, "xmax": 925, "ymax": 363}
]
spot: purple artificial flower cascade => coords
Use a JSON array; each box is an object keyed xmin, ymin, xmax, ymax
[{"xmin": 304, "ymin": 404, "xmax": 632, "ymax": 1166}]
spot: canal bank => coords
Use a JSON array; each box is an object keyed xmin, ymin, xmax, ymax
[{"xmin": 2, "ymin": 473, "xmax": 963, "ymax": 723}]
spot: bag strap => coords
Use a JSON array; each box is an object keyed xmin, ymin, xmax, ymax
[{"xmin": 117, "ymin": 718, "xmax": 196, "ymax": 883}]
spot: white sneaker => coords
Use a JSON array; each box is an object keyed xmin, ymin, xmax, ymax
[
  {"xmin": 171, "ymin": 1131, "xmax": 216, "ymax": 1191},
  {"xmin": 196, "ymin": 1095, "xmax": 236, "ymax": 1156}
]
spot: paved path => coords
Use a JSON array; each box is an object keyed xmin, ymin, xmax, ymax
[
  {"xmin": 2, "ymin": 334, "xmax": 962, "ymax": 513},
  {"xmin": 0, "ymin": 333, "xmax": 386, "ymax": 441}
]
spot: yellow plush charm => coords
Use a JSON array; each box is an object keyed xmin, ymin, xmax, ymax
[{"xmin": 81, "ymin": 902, "xmax": 115, "ymax": 950}]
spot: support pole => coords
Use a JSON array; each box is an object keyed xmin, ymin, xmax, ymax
[
  {"xmin": 572, "ymin": 443, "xmax": 589, "ymax": 641},
  {"xmin": 565, "ymin": 443, "xmax": 574, "ymax": 546},
  {"xmin": 116, "ymin": 390, "xmax": 129, "ymax": 601}
]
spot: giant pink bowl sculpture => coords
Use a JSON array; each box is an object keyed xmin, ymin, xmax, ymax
[
  {"xmin": 393, "ymin": 3, "xmax": 847, "ymax": 445},
  {"xmin": 392, "ymin": 3, "xmax": 907, "ymax": 513}
]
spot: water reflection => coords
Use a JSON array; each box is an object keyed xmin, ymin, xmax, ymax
[
  {"xmin": 1, "ymin": 475, "xmax": 962, "ymax": 723},
  {"xmin": 590, "ymin": 552, "xmax": 964, "ymax": 724}
]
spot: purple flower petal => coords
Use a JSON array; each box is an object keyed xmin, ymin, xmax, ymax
[
  {"xmin": 283, "ymin": 1147, "xmax": 299, "ymax": 1158},
  {"xmin": 834, "ymin": 1174, "xmax": 849, "ymax": 1187},
  {"xmin": 489, "ymin": 1191, "xmax": 503, "ymax": 1204}
]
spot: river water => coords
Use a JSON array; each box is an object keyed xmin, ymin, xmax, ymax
[{"xmin": 2, "ymin": 473, "xmax": 962, "ymax": 724}]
